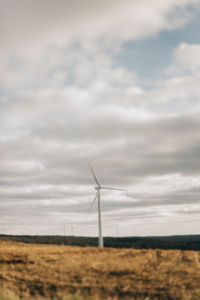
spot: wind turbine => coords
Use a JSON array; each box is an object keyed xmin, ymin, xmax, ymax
[{"xmin": 87, "ymin": 160, "xmax": 126, "ymax": 248}]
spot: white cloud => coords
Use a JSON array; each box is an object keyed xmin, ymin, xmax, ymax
[{"xmin": 169, "ymin": 43, "xmax": 200, "ymax": 74}]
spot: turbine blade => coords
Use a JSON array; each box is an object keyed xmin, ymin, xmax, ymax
[
  {"xmin": 101, "ymin": 186, "xmax": 126, "ymax": 191},
  {"xmin": 87, "ymin": 160, "xmax": 101, "ymax": 187},
  {"xmin": 88, "ymin": 192, "xmax": 98, "ymax": 214}
]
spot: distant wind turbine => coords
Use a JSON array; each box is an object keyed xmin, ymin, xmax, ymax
[{"xmin": 87, "ymin": 160, "xmax": 126, "ymax": 248}]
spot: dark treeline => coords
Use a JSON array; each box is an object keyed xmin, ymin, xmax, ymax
[{"xmin": 1, "ymin": 234, "xmax": 200, "ymax": 250}]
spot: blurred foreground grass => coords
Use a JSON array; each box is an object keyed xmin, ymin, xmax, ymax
[
  {"xmin": 0, "ymin": 289, "xmax": 93, "ymax": 300},
  {"xmin": 1, "ymin": 240, "xmax": 200, "ymax": 299}
]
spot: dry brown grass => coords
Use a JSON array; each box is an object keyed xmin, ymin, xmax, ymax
[{"xmin": 0, "ymin": 240, "xmax": 200, "ymax": 300}]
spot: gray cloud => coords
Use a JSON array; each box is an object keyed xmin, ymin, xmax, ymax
[
  {"xmin": 1, "ymin": 0, "xmax": 197, "ymax": 51},
  {"xmin": 1, "ymin": 0, "xmax": 200, "ymax": 236}
]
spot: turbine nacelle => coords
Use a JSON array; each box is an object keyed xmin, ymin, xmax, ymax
[{"xmin": 95, "ymin": 186, "xmax": 101, "ymax": 190}]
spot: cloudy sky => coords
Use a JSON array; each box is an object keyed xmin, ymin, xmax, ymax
[{"xmin": 1, "ymin": 0, "xmax": 200, "ymax": 237}]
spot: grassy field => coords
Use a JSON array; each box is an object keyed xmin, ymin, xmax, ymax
[{"xmin": 0, "ymin": 240, "xmax": 200, "ymax": 300}]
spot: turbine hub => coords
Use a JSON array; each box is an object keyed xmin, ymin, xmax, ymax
[{"xmin": 95, "ymin": 186, "xmax": 100, "ymax": 190}]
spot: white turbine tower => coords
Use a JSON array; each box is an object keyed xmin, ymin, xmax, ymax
[{"xmin": 87, "ymin": 161, "xmax": 126, "ymax": 248}]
